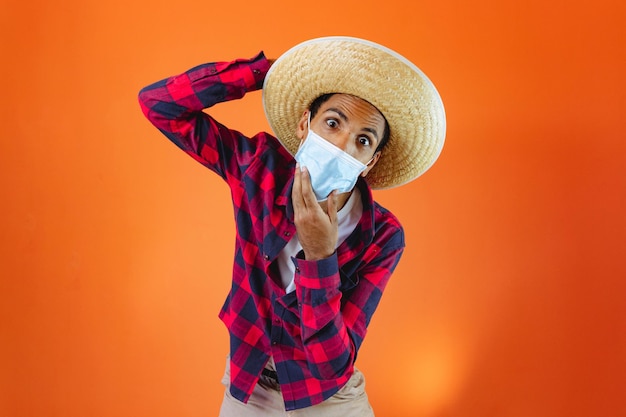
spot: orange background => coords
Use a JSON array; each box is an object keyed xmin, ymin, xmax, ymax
[{"xmin": 1, "ymin": 0, "xmax": 625, "ymax": 416}]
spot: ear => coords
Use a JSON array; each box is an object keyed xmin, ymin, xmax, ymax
[
  {"xmin": 361, "ymin": 151, "xmax": 382, "ymax": 177},
  {"xmin": 296, "ymin": 110, "xmax": 310, "ymax": 141}
]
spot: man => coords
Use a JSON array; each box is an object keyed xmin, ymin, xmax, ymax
[{"xmin": 138, "ymin": 37, "xmax": 445, "ymax": 416}]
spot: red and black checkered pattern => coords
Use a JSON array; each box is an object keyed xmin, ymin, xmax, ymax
[{"xmin": 138, "ymin": 53, "xmax": 405, "ymax": 410}]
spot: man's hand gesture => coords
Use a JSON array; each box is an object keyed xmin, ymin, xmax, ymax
[{"xmin": 292, "ymin": 165, "xmax": 339, "ymax": 261}]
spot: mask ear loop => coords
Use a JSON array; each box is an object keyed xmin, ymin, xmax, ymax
[
  {"xmin": 304, "ymin": 111, "xmax": 314, "ymax": 146},
  {"xmin": 297, "ymin": 111, "xmax": 311, "ymax": 149}
]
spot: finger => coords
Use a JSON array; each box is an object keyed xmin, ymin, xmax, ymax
[
  {"xmin": 326, "ymin": 190, "xmax": 339, "ymax": 224},
  {"xmin": 292, "ymin": 163, "xmax": 304, "ymax": 211},
  {"xmin": 300, "ymin": 166, "xmax": 318, "ymax": 207}
]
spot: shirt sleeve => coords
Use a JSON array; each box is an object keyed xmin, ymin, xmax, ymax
[
  {"xmin": 137, "ymin": 52, "xmax": 271, "ymax": 181},
  {"xmin": 293, "ymin": 225, "xmax": 404, "ymax": 380}
]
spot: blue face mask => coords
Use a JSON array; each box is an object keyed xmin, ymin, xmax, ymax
[{"xmin": 294, "ymin": 114, "xmax": 369, "ymax": 201}]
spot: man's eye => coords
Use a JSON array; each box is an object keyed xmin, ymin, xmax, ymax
[
  {"xmin": 359, "ymin": 137, "xmax": 371, "ymax": 147},
  {"xmin": 326, "ymin": 119, "xmax": 338, "ymax": 128}
]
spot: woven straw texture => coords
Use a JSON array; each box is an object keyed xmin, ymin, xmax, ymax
[{"xmin": 262, "ymin": 37, "xmax": 446, "ymax": 189}]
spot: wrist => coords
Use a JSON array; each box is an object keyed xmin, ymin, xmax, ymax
[{"xmin": 303, "ymin": 249, "xmax": 334, "ymax": 261}]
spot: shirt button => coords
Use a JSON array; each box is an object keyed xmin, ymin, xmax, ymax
[
  {"xmin": 264, "ymin": 255, "xmax": 270, "ymax": 261},
  {"xmin": 295, "ymin": 267, "xmax": 300, "ymax": 273},
  {"xmin": 284, "ymin": 231, "xmax": 291, "ymax": 237},
  {"xmin": 272, "ymin": 341, "xmax": 278, "ymax": 345}
]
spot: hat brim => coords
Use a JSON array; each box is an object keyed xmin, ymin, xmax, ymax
[{"xmin": 262, "ymin": 36, "xmax": 446, "ymax": 189}]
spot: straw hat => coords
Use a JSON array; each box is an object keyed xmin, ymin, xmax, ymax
[{"xmin": 262, "ymin": 36, "xmax": 446, "ymax": 189}]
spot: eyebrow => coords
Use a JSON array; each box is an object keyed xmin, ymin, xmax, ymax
[{"xmin": 324, "ymin": 107, "xmax": 380, "ymax": 141}]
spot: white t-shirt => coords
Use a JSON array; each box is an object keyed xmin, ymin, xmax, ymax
[{"xmin": 277, "ymin": 188, "xmax": 363, "ymax": 293}]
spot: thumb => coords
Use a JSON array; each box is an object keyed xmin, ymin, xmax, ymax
[{"xmin": 326, "ymin": 190, "xmax": 339, "ymax": 224}]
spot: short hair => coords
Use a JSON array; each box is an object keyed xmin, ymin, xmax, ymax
[{"xmin": 308, "ymin": 93, "xmax": 390, "ymax": 153}]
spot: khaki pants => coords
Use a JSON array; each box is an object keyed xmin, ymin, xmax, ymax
[{"xmin": 218, "ymin": 357, "xmax": 375, "ymax": 417}]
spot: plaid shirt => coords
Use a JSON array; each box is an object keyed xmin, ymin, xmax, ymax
[{"xmin": 138, "ymin": 52, "xmax": 405, "ymax": 410}]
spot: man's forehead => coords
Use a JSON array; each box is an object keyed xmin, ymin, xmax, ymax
[{"xmin": 318, "ymin": 94, "xmax": 385, "ymax": 119}]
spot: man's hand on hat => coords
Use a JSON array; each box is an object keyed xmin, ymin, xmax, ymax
[{"xmin": 292, "ymin": 164, "xmax": 339, "ymax": 261}]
